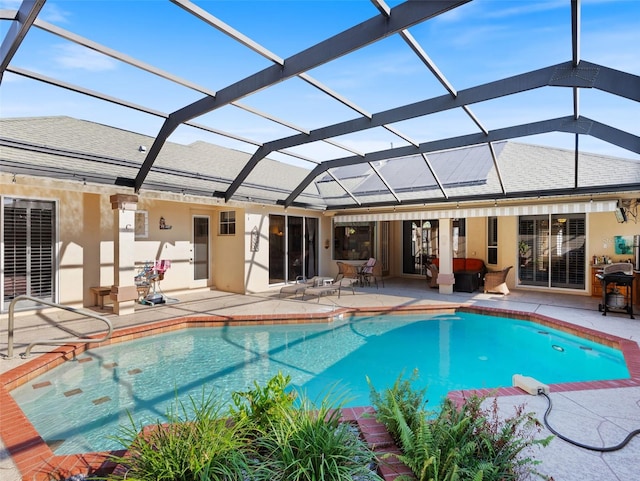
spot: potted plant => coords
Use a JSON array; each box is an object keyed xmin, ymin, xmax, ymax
[{"xmin": 518, "ymin": 240, "xmax": 528, "ymax": 266}]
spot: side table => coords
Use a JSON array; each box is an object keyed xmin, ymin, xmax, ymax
[{"xmin": 454, "ymin": 271, "xmax": 480, "ymax": 293}]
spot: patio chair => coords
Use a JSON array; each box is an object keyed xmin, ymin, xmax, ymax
[
  {"xmin": 483, "ymin": 266, "xmax": 513, "ymax": 295},
  {"xmin": 426, "ymin": 263, "xmax": 439, "ymax": 288},
  {"xmin": 359, "ymin": 258, "xmax": 376, "ymax": 286},
  {"xmin": 279, "ymin": 276, "xmax": 319, "ymax": 298},
  {"xmin": 302, "ymin": 274, "xmax": 357, "ymax": 302},
  {"xmin": 362, "ymin": 260, "xmax": 384, "ymax": 288},
  {"xmin": 337, "ymin": 261, "xmax": 358, "ymax": 278}
]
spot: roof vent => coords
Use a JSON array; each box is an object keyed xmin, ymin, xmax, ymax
[{"xmin": 138, "ymin": 145, "xmax": 146, "ymax": 152}]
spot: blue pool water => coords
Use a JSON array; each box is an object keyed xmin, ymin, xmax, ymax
[{"xmin": 11, "ymin": 312, "xmax": 629, "ymax": 454}]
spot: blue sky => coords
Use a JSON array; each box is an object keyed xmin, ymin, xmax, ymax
[{"xmin": 1, "ymin": 0, "xmax": 639, "ymax": 166}]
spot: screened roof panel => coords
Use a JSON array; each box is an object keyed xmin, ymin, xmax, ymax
[
  {"xmin": 384, "ymin": 108, "xmax": 482, "ymax": 145},
  {"xmin": 236, "ymin": 76, "xmax": 363, "ymax": 134},
  {"xmin": 308, "ymin": 34, "xmax": 448, "ymax": 114},
  {"xmin": 411, "ymin": 1, "xmax": 572, "ymax": 90},
  {"xmin": 468, "ymin": 87, "xmax": 573, "ymax": 132},
  {"xmin": 1, "ymin": 0, "xmax": 638, "ymax": 210}
]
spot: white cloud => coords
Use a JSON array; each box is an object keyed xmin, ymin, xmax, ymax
[
  {"xmin": 0, "ymin": 1, "xmax": 70, "ymax": 23},
  {"xmin": 53, "ymin": 44, "xmax": 118, "ymax": 72},
  {"xmin": 482, "ymin": 0, "xmax": 567, "ymax": 19},
  {"xmin": 40, "ymin": 3, "xmax": 72, "ymax": 24}
]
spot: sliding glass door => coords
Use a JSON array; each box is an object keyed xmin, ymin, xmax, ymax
[
  {"xmin": 269, "ymin": 215, "xmax": 318, "ymax": 284},
  {"xmin": 401, "ymin": 219, "xmax": 465, "ymax": 275},
  {"xmin": 518, "ymin": 214, "xmax": 585, "ymax": 289}
]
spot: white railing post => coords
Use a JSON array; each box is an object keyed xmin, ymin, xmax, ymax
[{"xmin": 5, "ymin": 295, "xmax": 113, "ymax": 359}]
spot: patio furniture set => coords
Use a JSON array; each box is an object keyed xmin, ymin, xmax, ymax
[
  {"xmin": 279, "ymin": 258, "xmax": 383, "ymax": 302},
  {"xmin": 426, "ymin": 257, "xmax": 512, "ymax": 295}
]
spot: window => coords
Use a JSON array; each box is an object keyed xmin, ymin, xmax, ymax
[
  {"xmin": 333, "ymin": 222, "xmax": 375, "ymax": 261},
  {"xmin": 219, "ymin": 210, "xmax": 236, "ymax": 235},
  {"xmin": 3, "ymin": 198, "xmax": 56, "ymax": 309},
  {"xmin": 487, "ymin": 216, "xmax": 498, "ymax": 265}
]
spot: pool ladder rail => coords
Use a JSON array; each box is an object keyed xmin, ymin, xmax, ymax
[{"xmin": 5, "ymin": 295, "xmax": 113, "ymax": 359}]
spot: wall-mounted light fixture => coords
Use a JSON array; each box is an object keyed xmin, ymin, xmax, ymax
[
  {"xmin": 324, "ymin": 239, "xmax": 330, "ymax": 249},
  {"xmin": 159, "ymin": 216, "xmax": 172, "ymax": 230}
]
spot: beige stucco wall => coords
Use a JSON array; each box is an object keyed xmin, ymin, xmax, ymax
[
  {"xmin": 319, "ymin": 214, "xmax": 337, "ymax": 278},
  {"xmin": 244, "ymin": 209, "xmax": 269, "ymax": 293},
  {"xmin": 496, "ymin": 216, "xmax": 518, "ymax": 290},
  {"xmin": 132, "ymin": 199, "xmax": 220, "ymax": 293},
  {"xmin": 586, "ymin": 211, "xmax": 639, "ymax": 293},
  {"xmin": 464, "ymin": 217, "xmax": 486, "ymax": 261},
  {"xmin": 588, "ymin": 212, "xmax": 639, "ymax": 263}
]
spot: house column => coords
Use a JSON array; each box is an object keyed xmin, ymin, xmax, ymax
[
  {"xmin": 110, "ymin": 194, "xmax": 139, "ymax": 315},
  {"xmin": 437, "ymin": 217, "xmax": 455, "ymax": 294}
]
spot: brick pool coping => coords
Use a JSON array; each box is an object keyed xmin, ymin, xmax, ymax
[{"xmin": 1, "ymin": 304, "xmax": 639, "ymax": 480}]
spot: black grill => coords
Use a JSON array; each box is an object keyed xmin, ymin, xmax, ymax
[{"xmin": 596, "ymin": 264, "xmax": 635, "ymax": 319}]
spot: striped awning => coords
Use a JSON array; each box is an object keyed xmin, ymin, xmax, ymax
[{"xmin": 334, "ymin": 200, "xmax": 617, "ymax": 222}]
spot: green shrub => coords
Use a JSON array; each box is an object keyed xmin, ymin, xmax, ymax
[
  {"xmin": 369, "ymin": 372, "xmax": 553, "ymax": 481},
  {"xmin": 257, "ymin": 394, "xmax": 380, "ymax": 481},
  {"xmin": 109, "ymin": 391, "xmax": 254, "ymax": 481},
  {"xmin": 229, "ymin": 371, "xmax": 296, "ymax": 431},
  {"xmin": 109, "ymin": 374, "xmax": 381, "ymax": 481}
]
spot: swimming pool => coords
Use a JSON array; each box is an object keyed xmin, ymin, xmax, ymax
[{"xmin": 10, "ymin": 311, "xmax": 630, "ymax": 454}]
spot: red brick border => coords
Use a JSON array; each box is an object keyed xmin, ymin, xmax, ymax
[{"xmin": 2, "ymin": 305, "xmax": 638, "ymax": 480}]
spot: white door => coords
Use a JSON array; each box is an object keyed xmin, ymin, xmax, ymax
[{"xmin": 192, "ymin": 216, "xmax": 210, "ymax": 285}]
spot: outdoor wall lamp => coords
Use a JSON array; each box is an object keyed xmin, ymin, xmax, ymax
[
  {"xmin": 159, "ymin": 217, "xmax": 172, "ymax": 230},
  {"xmin": 324, "ymin": 239, "xmax": 330, "ymax": 249}
]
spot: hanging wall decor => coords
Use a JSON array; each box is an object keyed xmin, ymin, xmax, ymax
[{"xmin": 251, "ymin": 226, "xmax": 260, "ymax": 252}]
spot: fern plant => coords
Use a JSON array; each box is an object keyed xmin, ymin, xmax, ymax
[
  {"xmin": 367, "ymin": 368, "xmax": 429, "ymax": 443},
  {"xmin": 369, "ymin": 371, "xmax": 553, "ymax": 481}
]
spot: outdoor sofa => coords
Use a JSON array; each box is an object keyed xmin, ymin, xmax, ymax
[{"xmin": 426, "ymin": 257, "xmax": 487, "ymax": 292}]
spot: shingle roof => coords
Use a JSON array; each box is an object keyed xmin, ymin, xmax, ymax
[{"xmin": 1, "ymin": 116, "xmax": 638, "ymax": 209}]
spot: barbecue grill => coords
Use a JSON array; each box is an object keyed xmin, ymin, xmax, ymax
[{"xmin": 596, "ymin": 263, "xmax": 635, "ymax": 319}]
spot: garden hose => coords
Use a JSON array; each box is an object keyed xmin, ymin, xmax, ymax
[{"xmin": 539, "ymin": 391, "xmax": 640, "ymax": 452}]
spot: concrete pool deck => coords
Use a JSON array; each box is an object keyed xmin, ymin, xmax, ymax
[{"xmin": 1, "ymin": 279, "xmax": 639, "ymax": 480}]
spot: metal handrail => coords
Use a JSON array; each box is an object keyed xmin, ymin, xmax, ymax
[{"xmin": 6, "ymin": 295, "xmax": 113, "ymax": 359}]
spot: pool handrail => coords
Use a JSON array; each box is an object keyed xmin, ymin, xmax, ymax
[{"xmin": 6, "ymin": 295, "xmax": 113, "ymax": 359}]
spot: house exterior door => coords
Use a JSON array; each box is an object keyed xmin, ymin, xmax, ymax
[{"xmin": 192, "ymin": 216, "xmax": 209, "ymax": 283}]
